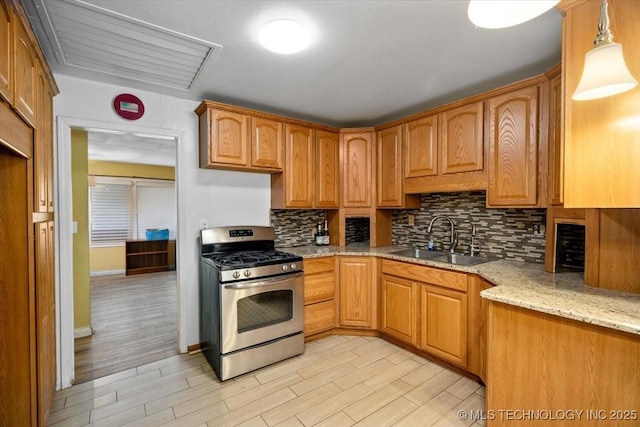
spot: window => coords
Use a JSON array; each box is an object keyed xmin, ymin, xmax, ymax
[{"xmin": 89, "ymin": 176, "xmax": 176, "ymax": 246}]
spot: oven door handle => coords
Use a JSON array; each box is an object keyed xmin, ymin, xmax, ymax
[{"xmin": 224, "ymin": 274, "xmax": 302, "ymax": 290}]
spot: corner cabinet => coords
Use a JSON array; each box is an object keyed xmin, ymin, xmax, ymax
[
  {"xmin": 487, "ymin": 84, "xmax": 545, "ymax": 208},
  {"xmin": 196, "ymin": 102, "xmax": 283, "ymax": 173},
  {"xmin": 342, "ymin": 131, "xmax": 373, "ymax": 208},
  {"xmin": 338, "ymin": 256, "xmax": 375, "ymax": 329}
]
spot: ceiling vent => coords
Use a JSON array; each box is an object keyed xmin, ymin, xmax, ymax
[{"xmin": 30, "ymin": 0, "xmax": 222, "ymax": 91}]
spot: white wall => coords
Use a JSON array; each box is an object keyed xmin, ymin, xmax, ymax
[{"xmin": 54, "ymin": 75, "xmax": 272, "ymax": 349}]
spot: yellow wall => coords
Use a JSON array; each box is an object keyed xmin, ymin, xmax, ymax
[
  {"xmin": 71, "ymin": 129, "xmax": 91, "ymax": 330},
  {"xmin": 88, "ymin": 160, "xmax": 175, "ymax": 180},
  {"xmin": 88, "ymin": 161, "xmax": 176, "ymax": 274}
]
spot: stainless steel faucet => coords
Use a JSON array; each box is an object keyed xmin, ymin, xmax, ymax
[
  {"xmin": 469, "ymin": 223, "xmax": 479, "ymax": 256},
  {"xmin": 427, "ymin": 215, "xmax": 458, "ymax": 254}
]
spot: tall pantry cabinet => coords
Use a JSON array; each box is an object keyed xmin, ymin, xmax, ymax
[{"xmin": 0, "ymin": 0, "xmax": 58, "ymax": 425}]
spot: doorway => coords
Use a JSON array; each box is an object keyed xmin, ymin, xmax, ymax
[{"xmin": 56, "ymin": 117, "xmax": 186, "ymax": 388}]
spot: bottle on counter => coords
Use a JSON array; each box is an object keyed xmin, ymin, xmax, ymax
[
  {"xmin": 315, "ymin": 222, "xmax": 323, "ymax": 246},
  {"xmin": 428, "ymin": 238, "xmax": 435, "ymax": 251},
  {"xmin": 322, "ymin": 220, "xmax": 330, "ymax": 245}
]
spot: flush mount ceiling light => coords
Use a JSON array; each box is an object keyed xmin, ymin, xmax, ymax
[
  {"xmin": 572, "ymin": 0, "xmax": 638, "ymax": 101},
  {"xmin": 259, "ymin": 19, "xmax": 310, "ymax": 54},
  {"xmin": 467, "ymin": 0, "xmax": 559, "ymax": 29}
]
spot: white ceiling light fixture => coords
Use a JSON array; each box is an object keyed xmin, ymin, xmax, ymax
[
  {"xmin": 572, "ymin": 0, "xmax": 637, "ymax": 101},
  {"xmin": 468, "ymin": 0, "xmax": 559, "ymax": 29},
  {"xmin": 259, "ymin": 19, "xmax": 310, "ymax": 54}
]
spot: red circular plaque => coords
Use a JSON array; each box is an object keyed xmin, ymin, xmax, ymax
[{"xmin": 113, "ymin": 93, "xmax": 145, "ymax": 120}]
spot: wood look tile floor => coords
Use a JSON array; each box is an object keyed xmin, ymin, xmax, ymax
[
  {"xmin": 74, "ymin": 271, "xmax": 179, "ymax": 384},
  {"xmin": 54, "ymin": 335, "xmax": 486, "ymax": 426}
]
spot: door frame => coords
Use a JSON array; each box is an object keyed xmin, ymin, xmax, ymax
[{"xmin": 56, "ymin": 116, "xmax": 186, "ymax": 389}]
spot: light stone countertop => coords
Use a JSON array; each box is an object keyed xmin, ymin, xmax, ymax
[{"xmin": 282, "ymin": 244, "xmax": 640, "ymax": 336}]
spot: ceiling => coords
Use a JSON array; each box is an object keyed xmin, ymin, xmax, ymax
[
  {"xmin": 87, "ymin": 131, "xmax": 176, "ymax": 167},
  {"xmin": 24, "ymin": 0, "xmax": 563, "ymax": 129}
]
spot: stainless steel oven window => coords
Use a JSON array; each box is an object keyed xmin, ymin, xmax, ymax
[{"xmin": 236, "ymin": 290, "xmax": 293, "ymax": 333}]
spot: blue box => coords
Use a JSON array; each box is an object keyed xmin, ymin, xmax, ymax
[{"xmin": 145, "ymin": 228, "xmax": 169, "ymax": 240}]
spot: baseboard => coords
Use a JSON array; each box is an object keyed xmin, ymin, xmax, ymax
[
  {"xmin": 74, "ymin": 326, "xmax": 92, "ymax": 338},
  {"xmin": 90, "ymin": 269, "xmax": 125, "ymax": 277}
]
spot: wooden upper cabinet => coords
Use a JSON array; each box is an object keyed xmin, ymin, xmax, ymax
[
  {"xmin": 34, "ymin": 67, "xmax": 53, "ymax": 213},
  {"xmin": 338, "ymin": 256, "xmax": 375, "ymax": 328},
  {"xmin": 285, "ymin": 124, "xmax": 314, "ymax": 208},
  {"xmin": 251, "ymin": 117, "xmax": 283, "ymax": 170},
  {"xmin": 200, "ymin": 108, "xmax": 248, "ymax": 167},
  {"xmin": 487, "ymin": 85, "xmax": 539, "ymax": 207},
  {"xmin": 342, "ymin": 131, "xmax": 372, "ymax": 208},
  {"xmin": 377, "ymin": 126, "xmax": 403, "ymax": 207},
  {"xmin": 315, "ymin": 130, "xmax": 339, "ymax": 208},
  {"xmin": 0, "ymin": 1, "xmax": 12, "ymax": 102},
  {"xmin": 548, "ymin": 73, "xmax": 563, "ymax": 206},
  {"xmin": 404, "ymin": 115, "xmax": 437, "ymax": 178},
  {"xmin": 439, "ymin": 101, "xmax": 483, "ymax": 174},
  {"xmin": 13, "ymin": 16, "xmax": 36, "ymax": 127},
  {"xmin": 563, "ymin": 0, "xmax": 640, "ymax": 208}
]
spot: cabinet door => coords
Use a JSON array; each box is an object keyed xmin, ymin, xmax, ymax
[
  {"xmin": 251, "ymin": 117, "xmax": 282, "ymax": 170},
  {"xmin": 34, "ymin": 67, "xmax": 53, "ymax": 213},
  {"xmin": 13, "ymin": 17, "xmax": 36, "ymax": 126},
  {"xmin": 305, "ymin": 300, "xmax": 335, "ymax": 336},
  {"xmin": 419, "ymin": 284, "xmax": 467, "ymax": 367},
  {"xmin": 315, "ymin": 130, "xmax": 339, "ymax": 208},
  {"xmin": 342, "ymin": 132, "xmax": 372, "ymax": 207},
  {"xmin": 548, "ymin": 73, "xmax": 563, "ymax": 206},
  {"xmin": 487, "ymin": 85, "xmax": 539, "ymax": 207},
  {"xmin": 0, "ymin": 1, "xmax": 12, "ymax": 102},
  {"xmin": 338, "ymin": 257, "xmax": 374, "ymax": 328},
  {"xmin": 36, "ymin": 221, "xmax": 56, "ymax": 425},
  {"xmin": 381, "ymin": 274, "xmax": 417, "ymax": 345},
  {"xmin": 377, "ymin": 126, "xmax": 403, "ymax": 207},
  {"xmin": 285, "ymin": 124, "xmax": 314, "ymax": 207},
  {"xmin": 209, "ymin": 109, "xmax": 248, "ymax": 166},
  {"xmin": 404, "ymin": 115, "xmax": 437, "ymax": 178},
  {"xmin": 439, "ymin": 102, "xmax": 484, "ymax": 174}
]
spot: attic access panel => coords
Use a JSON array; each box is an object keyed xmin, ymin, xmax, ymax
[{"xmin": 30, "ymin": 0, "xmax": 222, "ymax": 91}]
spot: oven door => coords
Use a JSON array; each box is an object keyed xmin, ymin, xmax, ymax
[{"xmin": 220, "ymin": 272, "xmax": 304, "ymax": 354}]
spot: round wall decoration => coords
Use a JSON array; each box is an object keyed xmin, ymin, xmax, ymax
[{"xmin": 113, "ymin": 93, "xmax": 145, "ymax": 120}]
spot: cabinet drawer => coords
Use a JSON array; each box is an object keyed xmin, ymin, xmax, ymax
[
  {"xmin": 382, "ymin": 259, "xmax": 467, "ymax": 292},
  {"xmin": 304, "ymin": 271, "xmax": 335, "ymax": 305},
  {"xmin": 303, "ymin": 256, "xmax": 335, "ymax": 275},
  {"xmin": 305, "ymin": 300, "xmax": 335, "ymax": 336}
]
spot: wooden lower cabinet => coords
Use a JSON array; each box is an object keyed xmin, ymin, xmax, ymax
[
  {"xmin": 303, "ymin": 257, "xmax": 336, "ymax": 336},
  {"xmin": 338, "ymin": 256, "xmax": 375, "ymax": 328},
  {"xmin": 486, "ymin": 300, "xmax": 640, "ymax": 426},
  {"xmin": 380, "ymin": 273, "xmax": 417, "ymax": 345},
  {"xmin": 419, "ymin": 284, "xmax": 468, "ymax": 368}
]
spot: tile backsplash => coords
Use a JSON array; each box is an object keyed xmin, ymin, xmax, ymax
[
  {"xmin": 271, "ymin": 209, "xmax": 326, "ymax": 247},
  {"xmin": 272, "ymin": 191, "xmax": 547, "ymax": 264},
  {"xmin": 392, "ymin": 191, "xmax": 546, "ymax": 263}
]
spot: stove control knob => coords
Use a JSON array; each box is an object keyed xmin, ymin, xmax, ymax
[
  {"xmin": 290, "ymin": 263, "xmax": 297, "ymax": 270},
  {"xmin": 243, "ymin": 270, "xmax": 251, "ymax": 278},
  {"xmin": 282, "ymin": 264, "xmax": 289, "ymax": 271},
  {"xmin": 232, "ymin": 271, "xmax": 241, "ymax": 279}
]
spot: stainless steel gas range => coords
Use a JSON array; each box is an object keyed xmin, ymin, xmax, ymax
[{"xmin": 199, "ymin": 226, "xmax": 304, "ymax": 381}]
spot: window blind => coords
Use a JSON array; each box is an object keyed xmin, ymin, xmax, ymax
[
  {"xmin": 89, "ymin": 182, "xmax": 133, "ymax": 244},
  {"xmin": 89, "ymin": 176, "xmax": 176, "ymax": 246}
]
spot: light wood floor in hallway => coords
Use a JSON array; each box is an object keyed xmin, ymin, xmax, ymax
[
  {"xmin": 53, "ymin": 335, "xmax": 486, "ymax": 426},
  {"xmin": 74, "ymin": 271, "xmax": 179, "ymax": 384}
]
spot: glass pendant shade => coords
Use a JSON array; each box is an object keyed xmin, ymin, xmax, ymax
[
  {"xmin": 467, "ymin": 0, "xmax": 559, "ymax": 29},
  {"xmin": 572, "ymin": 42, "xmax": 638, "ymax": 101}
]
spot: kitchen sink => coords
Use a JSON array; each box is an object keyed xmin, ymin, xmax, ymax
[{"xmin": 390, "ymin": 249, "xmax": 490, "ymax": 266}]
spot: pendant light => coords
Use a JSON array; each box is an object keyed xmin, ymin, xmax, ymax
[
  {"xmin": 572, "ymin": 0, "xmax": 637, "ymax": 101},
  {"xmin": 467, "ymin": 0, "xmax": 559, "ymax": 29}
]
